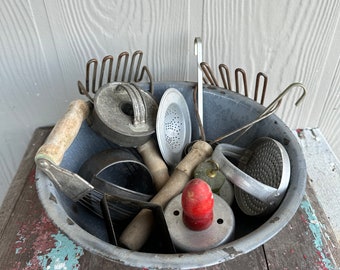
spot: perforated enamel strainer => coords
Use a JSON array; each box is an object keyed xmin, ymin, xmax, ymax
[
  {"xmin": 156, "ymin": 88, "xmax": 192, "ymax": 167},
  {"xmin": 212, "ymin": 137, "xmax": 291, "ymax": 216}
]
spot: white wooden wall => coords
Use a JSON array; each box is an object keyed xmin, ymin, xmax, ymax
[{"xmin": 0, "ymin": 0, "xmax": 339, "ymax": 206}]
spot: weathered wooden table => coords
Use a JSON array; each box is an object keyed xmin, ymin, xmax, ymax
[{"xmin": 0, "ymin": 127, "xmax": 339, "ymax": 269}]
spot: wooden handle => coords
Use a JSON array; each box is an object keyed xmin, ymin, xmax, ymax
[
  {"xmin": 119, "ymin": 140, "xmax": 213, "ymax": 251},
  {"xmin": 35, "ymin": 100, "xmax": 90, "ymax": 165},
  {"xmin": 137, "ymin": 139, "xmax": 169, "ymax": 191}
]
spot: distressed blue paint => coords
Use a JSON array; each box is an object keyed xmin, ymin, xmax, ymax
[
  {"xmin": 300, "ymin": 200, "xmax": 334, "ymax": 269},
  {"xmin": 37, "ymin": 231, "xmax": 84, "ymax": 269}
]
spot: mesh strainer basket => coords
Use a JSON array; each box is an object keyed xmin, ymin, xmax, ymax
[
  {"xmin": 234, "ymin": 137, "xmax": 291, "ymax": 215},
  {"xmin": 156, "ymin": 88, "xmax": 192, "ymax": 167},
  {"xmin": 212, "ymin": 137, "xmax": 291, "ymax": 216}
]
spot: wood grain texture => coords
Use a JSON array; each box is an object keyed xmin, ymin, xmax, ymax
[
  {"xmin": 0, "ymin": 0, "xmax": 64, "ymax": 205},
  {"xmin": 264, "ymin": 182, "xmax": 340, "ymax": 269},
  {"xmin": 0, "ymin": 127, "xmax": 51, "ymax": 238},
  {"xmin": 198, "ymin": 0, "xmax": 340, "ymax": 161},
  {"xmin": 319, "ymin": 57, "xmax": 340, "ymax": 158},
  {"xmin": 0, "ymin": 0, "xmax": 339, "ymax": 207},
  {"xmin": 200, "ymin": 0, "xmax": 340, "ymax": 126},
  {"xmin": 296, "ymin": 128, "xmax": 340, "ymax": 243},
  {"xmin": 44, "ymin": 0, "xmax": 191, "ymax": 84}
]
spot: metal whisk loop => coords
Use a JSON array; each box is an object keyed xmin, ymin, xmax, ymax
[
  {"xmin": 136, "ymin": 65, "xmax": 154, "ymax": 95},
  {"xmin": 86, "ymin": 59, "xmax": 98, "ymax": 94},
  {"xmin": 77, "ymin": 58, "xmax": 98, "ymax": 102},
  {"xmin": 99, "ymin": 55, "xmax": 114, "ymax": 88},
  {"xmin": 78, "ymin": 50, "xmax": 154, "ymax": 100},
  {"xmin": 128, "ymin": 50, "xmax": 143, "ymax": 82},
  {"xmin": 77, "ymin": 81, "xmax": 94, "ymax": 103},
  {"xmin": 114, "ymin": 51, "xmax": 129, "ymax": 82},
  {"xmin": 200, "ymin": 62, "xmax": 219, "ymax": 86},
  {"xmin": 218, "ymin": 64, "xmax": 232, "ymax": 90},
  {"xmin": 254, "ymin": 72, "xmax": 268, "ymax": 105},
  {"xmin": 235, "ymin": 68, "xmax": 248, "ymax": 97}
]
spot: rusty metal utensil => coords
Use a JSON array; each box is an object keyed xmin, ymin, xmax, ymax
[
  {"xmin": 211, "ymin": 82, "xmax": 307, "ymax": 144},
  {"xmin": 235, "ymin": 68, "xmax": 248, "ymax": 97},
  {"xmin": 78, "ymin": 52, "xmax": 168, "ymax": 191},
  {"xmin": 200, "ymin": 62, "xmax": 267, "ymax": 104},
  {"xmin": 78, "ymin": 50, "xmax": 154, "ymax": 102},
  {"xmin": 219, "ymin": 64, "xmax": 232, "ymax": 90},
  {"xmin": 89, "ymin": 82, "xmax": 169, "ymax": 191},
  {"xmin": 254, "ymin": 72, "xmax": 268, "ymax": 105},
  {"xmin": 201, "ymin": 62, "xmax": 219, "ymax": 86}
]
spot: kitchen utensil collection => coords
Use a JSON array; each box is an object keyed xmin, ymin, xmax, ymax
[
  {"xmin": 35, "ymin": 46, "xmax": 307, "ymax": 254},
  {"xmin": 78, "ymin": 148, "xmax": 155, "ymax": 220},
  {"xmin": 80, "ymin": 52, "xmax": 169, "ymax": 191}
]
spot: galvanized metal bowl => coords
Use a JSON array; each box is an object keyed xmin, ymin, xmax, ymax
[{"xmin": 36, "ymin": 81, "xmax": 306, "ymax": 269}]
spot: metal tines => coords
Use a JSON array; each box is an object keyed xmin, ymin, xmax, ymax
[
  {"xmin": 77, "ymin": 50, "xmax": 153, "ymax": 102},
  {"xmin": 200, "ymin": 62, "xmax": 268, "ymax": 105}
]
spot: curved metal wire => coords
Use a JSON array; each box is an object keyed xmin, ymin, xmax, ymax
[
  {"xmin": 235, "ymin": 68, "xmax": 248, "ymax": 97},
  {"xmin": 218, "ymin": 64, "xmax": 232, "ymax": 90},
  {"xmin": 200, "ymin": 62, "xmax": 219, "ymax": 86},
  {"xmin": 211, "ymin": 82, "xmax": 307, "ymax": 144}
]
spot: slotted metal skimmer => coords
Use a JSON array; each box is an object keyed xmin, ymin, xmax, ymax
[
  {"xmin": 212, "ymin": 137, "xmax": 291, "ymax": 216},
  {"xmin": 156, "ymin": 88, "xmax": 192, "ymax": 167}
]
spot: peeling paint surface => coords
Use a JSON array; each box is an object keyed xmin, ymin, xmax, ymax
[
  {"xmin": 9, "ymin": 169, "xmax": 84, "ymax": 270},
  {"xmin": 12, "ymin": 212, "xmax": 83, "ymax": 270},
  {"xmin": 300, "ymin": 200, "xmax": 335, "ymax": 270},
  {"xmin": 37, "ymin": 232, "xmax": 84, "ymax": 270}
]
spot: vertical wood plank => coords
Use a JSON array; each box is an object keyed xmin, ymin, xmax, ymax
[
  {"xmin": 43, "ymin": 0, "xmax": 192, "ymax": 85},
  {"xmin": 199, "ymin": 0, "xmax": 340, "ymax": 130},
  {"xmin": 0, "ymin": 0, "xmax": 68, "ymax": 205},
  {"xmin": 295, "ymin": 128, "xmax": 340, "ymax": 243},
  {"xmin": 319, "ymin": 58, "xmax": 340, "ymax": 158}
]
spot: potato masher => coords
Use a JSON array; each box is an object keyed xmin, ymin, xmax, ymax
[{"xmin": 211, "ymin": 137, "xmax": 291, "ymax": 215}]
